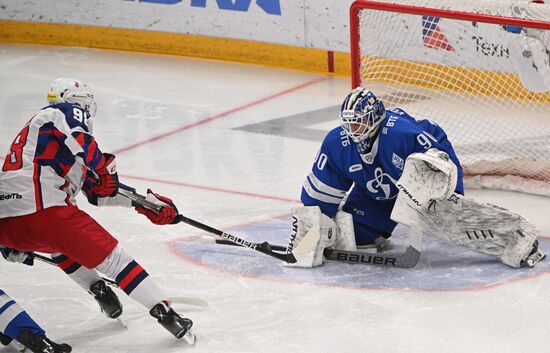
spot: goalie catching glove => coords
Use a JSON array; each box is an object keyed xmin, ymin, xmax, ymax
[
  {"xmin": 395, "ymin": 148, "xmax": 458, "ymax": 208},
  {"xmin": 135, "ymin": 189, "xmax": 179, "ymax": 225}
]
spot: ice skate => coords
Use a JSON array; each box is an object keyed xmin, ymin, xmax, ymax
[
  {"xmin": 520, "ymin": 240, "xmax": 546, "ymax": 268},
  {"xmin": 150, "ymin": 301, "xmax": 196, "ymax": 344},
  {"xmin": 16, "ymin": 330, "xmax": 72, "ymax": 353},
  {"xmin": 89, "ymin": 280, "xmax": 123, "ymax": 319},
  {"xmin": 0, "ymin": 332, "xmax": 12, "ymax": 346}
]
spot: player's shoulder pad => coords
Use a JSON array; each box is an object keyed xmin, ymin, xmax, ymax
[{"xmin": 46, "ymin": 103, "xmax": 91, "ymax": 133}]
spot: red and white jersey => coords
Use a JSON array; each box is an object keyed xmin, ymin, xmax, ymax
[{"xmin": 0, "ymin": 103, "xmax": 106, "ymax": 218}]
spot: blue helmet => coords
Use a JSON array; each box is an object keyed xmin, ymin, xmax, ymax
[{"xmin": 340, "ymin": 87, "xmax": 386, "ymax": 143}]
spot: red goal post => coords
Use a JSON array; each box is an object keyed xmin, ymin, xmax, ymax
[{"xmin": 350, "ymin": 0, "xmax": 550, "ymax": 196}]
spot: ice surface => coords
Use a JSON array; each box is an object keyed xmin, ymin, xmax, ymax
[{"xmin": 1, "ymin": 44, "xmax": 549, "ymax": 353}]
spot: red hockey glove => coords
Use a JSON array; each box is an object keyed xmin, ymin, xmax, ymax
[
  {"xmin": 91, "ymin": 153, "xmax": 119, "ymax": 197},
  {"xmin": 135, "ymin": 189, "xmax": 179, "ymax": 225}
]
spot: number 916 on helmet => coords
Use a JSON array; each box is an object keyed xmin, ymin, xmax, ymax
[{"xmin": 340, "ymin": 87, "xmax": 386, "ymax": 143}]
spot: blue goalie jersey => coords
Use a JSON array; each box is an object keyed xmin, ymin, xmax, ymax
[{"xmin": 301, "ymin": 108, "xmax": 464, "ymax": 245}]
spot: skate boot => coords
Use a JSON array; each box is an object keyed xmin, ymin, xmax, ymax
[
  {"xmin": 16, "ymin": 330, "xmax": 72, "ymax": 353},
  {"xmin": 520, "ymin": 240, "xmax": 547, "ymax": 268},
  {"xmin": 0, "ymin": 332, "xmax": 12, "ymax": 346},
  {"xmin": 150, "ymin": 301, "xmax": 196, "ymax": 344},
  {"xmin": 89, "ymin": 280, "xmax": 123, "ymax": 319}
]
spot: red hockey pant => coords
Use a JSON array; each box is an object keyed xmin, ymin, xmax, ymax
[{"xmin": 0, "ymin": 205, "xmax": 118, "ymax": 268}]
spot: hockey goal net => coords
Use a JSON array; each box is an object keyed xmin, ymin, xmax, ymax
[{"xmin": 351, "ymin": 0, "xmax": 550, "ymax": 196}]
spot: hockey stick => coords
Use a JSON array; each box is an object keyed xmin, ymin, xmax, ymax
[
  {"xmin": 33, "ymin": 253, "xmax": 208, "ymax": 307},
  {"xmin": 210, "ymin": 238, "xmax": 288, "ymax": 252},
  {"xmin": 117, "ymin": 187, "xmax": 297, "ymax": 264},
  {"xmin": 210, "ymin": 238, "xmax": 420, "ymax": 268},
  {"xmin": 119, "ymin": 186, "xmax": 421, "ymax": 268}
]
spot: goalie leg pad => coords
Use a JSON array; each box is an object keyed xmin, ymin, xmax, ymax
[
  {"xmin": 391, "ymin": 149, "xmax": 545, "ymax": 268},
  {"xmin": 286, "ymin": 206, "xmax": 336, "ymax": 268},
  {"xmin": 391, "ymin": 190, "xmax": 545, "ymax": 268}
]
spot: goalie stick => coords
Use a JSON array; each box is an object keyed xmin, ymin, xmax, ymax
[
  {"xmin": 208, "ymin": 238, "xmax": 421, "ymax": 268},
  {"xmin": 323, "ymin": 245, "xmax": 420, "ymax": 268},
  {"xmin": 117, "ymin": 187, "xmax": 297, "ymax": 264},
  {"xmin": 208, "ymin": 238, "xmax": 288, "ymax": 252},
  {"xmin": 119, "ymin": 186, "xmax": 422, "ymax": 268},
  {"xmin": 324, "ymin": 226, "xmax": 422, "ymax": 268},
  {"xmin": 34, "ymin": 253, "xmax": 208, "ymax": 307}
]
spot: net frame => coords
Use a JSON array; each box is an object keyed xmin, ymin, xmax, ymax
[{"xmin": 350, "ymin": 0, "xmax": 550, "ymax": 196}]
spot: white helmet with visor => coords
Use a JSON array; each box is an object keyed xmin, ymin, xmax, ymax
[{"xmin": 47, "ymin": 78, "xmax": 97, "ymax": 119}]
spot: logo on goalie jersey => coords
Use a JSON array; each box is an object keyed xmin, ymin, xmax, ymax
[
  {"xmin": 366, "ymin": 167, "xmax": 398, "ymax": 200},
  {"xmin": 392, "ymin": 153, "xmax": 404, "ymax": 170}
]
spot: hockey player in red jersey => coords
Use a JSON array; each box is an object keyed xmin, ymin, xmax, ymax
[{"xmin": 0, "ymin": 78, "xmax": 195, "ymax": 344}]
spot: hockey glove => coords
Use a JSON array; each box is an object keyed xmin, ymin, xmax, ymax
[
  {"xmin": 90, "ymin": 153, "xmax": 119, "ymax": 197},
  {"xmin": 1, "ymin": 247, "xmax": 34, "ymax": 266},
  {"xmin": 135, "ymin": 189, "xmax": 179, "ymax": 225}
]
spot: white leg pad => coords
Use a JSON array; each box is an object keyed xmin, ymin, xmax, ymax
[
  {"xmin": 285, "ymin": 206, "xmax": 336, "ymax": 268},
  {"xmin": 392, "ymin": 190, "xmax": 542, "ymax": 268},
  {"xmin": 391, "ymin": 151, "xmax": 544, "ymax": 268}
]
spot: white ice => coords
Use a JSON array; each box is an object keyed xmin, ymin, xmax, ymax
[{"xmin": 1, "ymin": 43, "xmax": 550, "ymax": 353}]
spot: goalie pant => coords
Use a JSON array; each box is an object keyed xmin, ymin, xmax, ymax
[{"xmin": 0, "ymin": 205, "xmax": 172, "ymax": 311}]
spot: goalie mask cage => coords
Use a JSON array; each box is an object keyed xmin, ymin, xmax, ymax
[{"xmin": 350, "ymin": 0, "xmax": 550, "ymax": 196}]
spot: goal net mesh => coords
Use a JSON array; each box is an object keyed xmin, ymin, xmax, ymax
[{"xmin": 352, "ymin": 0, "xmax": 550, "ymax": 195}]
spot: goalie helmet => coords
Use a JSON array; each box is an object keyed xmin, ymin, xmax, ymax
[
  {"xmin": 47, "ymin": 78, "xmax": 97, "ymax": 118},
  {"xmin": 340, "ymin": 87, "xmax": 386, "ymax": 143}
]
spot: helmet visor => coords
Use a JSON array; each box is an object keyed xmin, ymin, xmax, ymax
[{"xmin": 340, "ymin": 109, "xmax": 375, "ymax": 142}]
